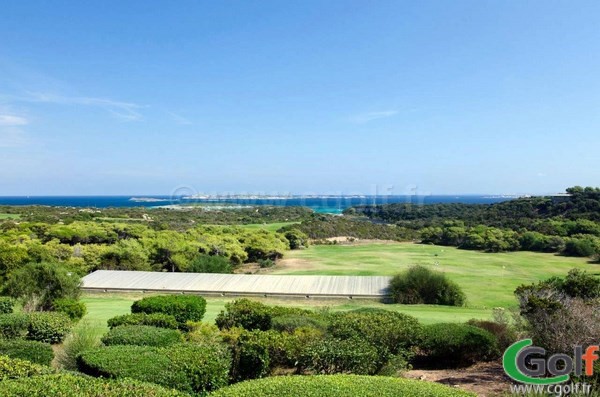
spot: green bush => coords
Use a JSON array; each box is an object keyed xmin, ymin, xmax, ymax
[
  {"xmin": 216, "ymin": 299, "xmax": 272, "ymax": 331},
  {"xmin": 419, "ymin": 323, "xmax": 500, "ymax": 368},
  {"xmin": 102, "ymin": 325, "xmax": 182, "ymax": 347},
  {"xmin": 26, "ymin": 312, "xmax": 72, "ymax": 344},
  {"xmin": 0, "ymin": 313, "xmax": 29, "ymax": 339},
  {"xmin": 0, "ymin": 339, "xmax": 54, "ymax": 366},
  {"xmin": 78, "ymin": 343, "xmax": 231, "ymax": 394},
  {"xmin": 327, "ymin": 310, "xmax": 421, "ymax": 360},
  {"xmin": 271, "ymin": 315, "xmax": 327, "ymax": 333},
  {"xmin": 257, "ymin": 259, "xmax": 275, "ymax": 268},
  {"xmin": 389, "ymin": 265, "xmax": 466, "ymax": 306},
  {"xmin": 210, "ymin": 374, "xmax": 475, "ymax": 397},
  {"xmin": 0, "ymin": 355, "xmax": 53, "ymax": 381},
  {"xmin": 0, "ymin": 297, "xmax": 14, "ymax": 314},
  {"xmin": 131, "ymin": 295, "xmax": 206, "ymax": 325},
  {"xmin": 187, "ymin": 254, "xmax": 232, "ymax": 273},
  {"xmin": 107, "ymin": 313, "xmax": 179, "ymax": 329},
  {"xmin": 298, "ymin": 337, "xmax": 380, "ymax": 375},
  {"xmin": 53, "ymin": 298, "xmax": 87, "ymax": 321},
  {"xmin": 0, "ymin": 374, "xmax": 189, "ymax": 396},
  {"xmin": 216, "ymin": 299, "xmax": 311, "ymax": 331}
]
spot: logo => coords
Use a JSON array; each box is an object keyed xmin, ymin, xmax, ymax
[{"xmin": 503, "ymin": 339, "xmax": 599, "ymax": 385}]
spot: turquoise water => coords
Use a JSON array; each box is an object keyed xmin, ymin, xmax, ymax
[{"xmin": 0, "ymin": 195, "xmax": 514, "ymax": 214}]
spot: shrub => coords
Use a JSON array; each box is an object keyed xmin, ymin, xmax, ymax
[
  {"xmin": 107, "ymin": 313, "xmax": 179, "ymax": 329},
  {"xmin": 0, "ymin": 313, "xmax": 29, "ymax": 339},
  {"xmin": 210, "ymin": 374, "xmax": 476, "ymax": 397},
  {"xmin": 0, "ymin": 296, "xmax": 14, "ymax": 314},
  {"xmin": 56, "ymin": 320, "xmax": 100, "ymax": 370},
  {"xmin": 2, "ymin": 262, "xmax": 81, "ymax": 311},
  {"xmin": 419, "ymin": 323, "xmax": 500, "ymax": 368},
  {"xmin": 26, "ymin": 312, "xmax": 72, "ymax": 344},
  {"xmin": 216, "ymin": 299, "xmax": 311, "ymax": 331},
  {"xmin": 0, "ymin": 339, "xmax": 54, "ymax": 366},
  {"xmin": 102, "ymin": 325, "xmax": 182, "ymax": 347},
  {"xmin": 283, "ymin": 229, "xmax": 309, "ymax": 249},
  {"xmin": 389, "ymin": 265, "xmax": 466, "ymax": 306},
  {"xmin": 467, "ymin": 318, "xmax": 517, "ymax": 351},
  {"xmin": 298, "ymin": 337, "xmax": 380, "ymax": 375},
  {"xmin": 257, "ymin": 259, "xmax": 275, "ymax": 268},
  {"xmin": 327, "ymin": 310, "xmax": 422, "ymax": 360},
  {"xmin": 271, "ymin": 315, "xmax": 328, "ymax": 333},
  {"xmin": 78, "ymin": 343, "xmax": 231, "ymax": 394},
  {"xmin": 187, "ymin": 254, "xmax": 232, "ymax": 273},
  {"xmin": 53, "ymin": 298, "xmax": 87, "ymax": 321},
  {"xmin": 0, "ymin": 374, "xmax": 189, "ymax": 396},
  {"xmin": 131, "ymin": 295, "xmax": 206, "ymax": 325},
  {"xmin": 0, "ymin": 355, "xmax": 53, "ymax": 381}
]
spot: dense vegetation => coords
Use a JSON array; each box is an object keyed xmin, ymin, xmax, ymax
[
  {"xmin": 210, "ymin": 375, "xmax": 476, "ymax": 397},
  {"xmin": 0, "ymin": 205, "xmax": 313, "ymax": 230},
  {"xmin": 0, "ymin": 374, "xmax": 189, "ymax": 396},
  {"xmin": 344, "ymin": 187, "xmax": 600, "ymax": 258}
]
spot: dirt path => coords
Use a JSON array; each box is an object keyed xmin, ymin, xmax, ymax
[{"xmin": 404, "ymin": 362, "xmax": 513, "ymax": 397}]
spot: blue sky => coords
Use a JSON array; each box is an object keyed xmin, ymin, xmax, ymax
[{"xmin": 1, "ymin": 1, "xmax": 599, "ymax": 195}]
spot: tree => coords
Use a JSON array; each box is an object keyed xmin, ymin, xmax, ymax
[
  {"xmin": 185, "ymin": 254, "xmax": 232, "ymax": 273},
  {"xmin": 2, "ymin": 262, "xmax": 81, "ymax": 311},
  {"xmin": 283, "ymin": 230, "xmax": 309, "ymax": 249}
]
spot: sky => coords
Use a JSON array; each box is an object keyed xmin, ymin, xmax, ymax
[{"xmin": 1, "ymin": 0, "xmax": 599, "ymax": 196}]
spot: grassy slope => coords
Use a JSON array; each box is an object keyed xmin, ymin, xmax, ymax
[
  {"xmin": 0, "ymin": 213, "xmax": 20, "ymax": 220},
  {"xmin": 271, "ymin": 243, "xmax": 595, "ymax": 308}
]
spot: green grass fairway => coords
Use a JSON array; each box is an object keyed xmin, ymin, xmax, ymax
[
  {"xmin": 0, "ymin": 213, "xmax": 20, "ymax": 220},
  {"xmin": 272, "ymin": 243, "xmax": 596, "ymax": 308},
  {"xmin": 81, "ymin": 293, "xmax": 493, "ymax": 336},
  {"xmin": 80, "ymin": 242, "xmax": 595, "ymax": 335},
  {"xmin": 239, "ymin": 222, "xmax": 297, "ymax": 232}
]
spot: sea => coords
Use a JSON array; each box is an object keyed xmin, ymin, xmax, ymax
[{"xmin": 0, "ymin": 195, "xmax": 518, "ymax": 214}]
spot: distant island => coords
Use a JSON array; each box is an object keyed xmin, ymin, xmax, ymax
[{"xmin": 128, "ymin": 197, "xmax": 170, "ymax": 203}]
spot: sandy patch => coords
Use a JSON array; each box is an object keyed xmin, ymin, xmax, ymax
[{"xmin": 404, "ymin": 361, "xmax": 512, "ymax": 397}]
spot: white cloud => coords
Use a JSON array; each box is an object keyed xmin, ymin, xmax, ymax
[
  {"xmin": 0, "ymin": 114, "xmax": 28, "ymax": 126},
  {"xmin": 25, "ymin": 92, "xmax": 145, "ymax": 121},
  {"xmin": 349, "ymin": 110, "xmax": 398, "ymax": 124}
]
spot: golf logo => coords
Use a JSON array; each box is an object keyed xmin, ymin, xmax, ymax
[{"xmin": 503, "ymin": 339, "xmax": 598, "ymax": 394}]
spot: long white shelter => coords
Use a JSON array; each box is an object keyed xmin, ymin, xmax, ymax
[{"xmin": 82, "ymin": 270, "xmax": 391, "ymax": 299}]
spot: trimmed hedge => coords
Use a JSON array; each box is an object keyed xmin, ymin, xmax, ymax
[
  {"xmin": 0, "ymin": 374, "xmax": 189, "ymax": 396},
  {"xmin": 101, "ymin": 325, "xmax": 182, "ymax": 347},
  {"xmin": 327, "ymin": 310, "xmax": 422, "ymax": 358},
  {"xmin": 131, "ymin": 295, "xmax": 206, "ymax": 325},
  {"xmin": 216, "ymin": 299, "xmax": 311, "ymax": 331},
  {"xmin": 419, "ymin": 323, "xmax": 500, "ymax": 368},
  {"xmin": 0, "ymin": 297, "xmax": 14, "ymax": 314},
  {"xmin": 210, "ymin": 375, "xmax": 476, "ymax": 397},
  {"xmin": 107, "ymin": 313, "xmax": 179, "ymax": 330},
  {"xmin": 0, "ymin": 313, "xmax": 29, "ymax": 339},
  {"xmin": 0, "ymin": 339, "xmax": 54, "ymax": 366},
  {"xmin": 53, "ymin": 298, "xmax": 87, "ymax": 321},
  {"xmin": 77, "ymin": 343, "xmax": 231, "ymax": 394},
  {"xmin": 26, "ymin": 312, "xmax": 72, "ymax": 344},
  {"xmin": 271, "ymin": 315, "xmax": 327, "ymax": 333},
  {"xmin": 298, "ymin": 337, "xmax": 380, "ymax": 375},
  {"xmin": 0, "ymin": 355, "xmax": 53, "ymax": 381}
]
